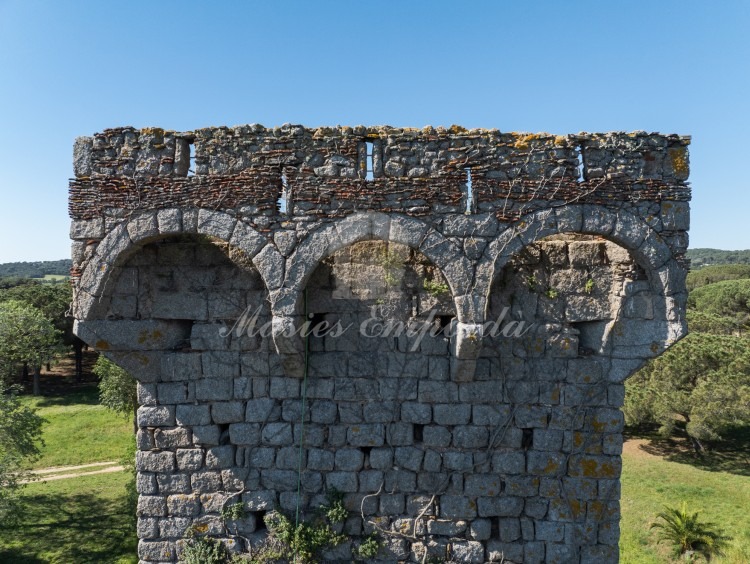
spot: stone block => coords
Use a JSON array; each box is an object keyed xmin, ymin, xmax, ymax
[
  {"xmin": 205, "ymin": 445, "xmax": 235, "ymax": 469},
  {"xmin": 477, "ymin": 496, "xmax": 524, "ymax": 517},
  {"xmin": 453, "ymin": 426, "xmax": 489, "ymax": 449},
  {"xmin": 137, "ymin": 495, "xmax": 168, "ymax": 518},
  {"xmin": 137, "ymin": 405, "xmax": 176, "ymax": 428},
  {"xmin": 138, "ymin": 540, "xmax": 175, "ymax": 561},
  {"xmin": 369, "ymin": 447, "xmax": 393, "ymax": 470},
  {"xmin": 261, "ymin": 423, "xmax": 293, "ymax": 446},
  {"xmin": 191, "ymin": 425, "xmax": 221, "ymax": 446},
  {"xmin": 176, "ymin": 449, "xmax": 203, "ymax": 471},
  {"xmin": 195, "ymin": 378, "xmax": 233, "ymax": 401},
  {"xmin": 326, "ymin": 471, "xmax": 358, "ymax": 492},
  {"xmin": 156, "ymin": 474, "xmax": 190, "ymax": 495},
  {"xmin": 137, "ymin": 473, "xmax": 158, "ymax": 495},
  {"xmin": 335, "ymin": 448, "xmax": 364, "ymax": 471},
  {"xmin": 434, "ymin": 403, "xmax": 471, "ymax": 425},
  {"xmin": 211, "ymin": 401, "xmax": 245, "ymax": 424},
  {"xmin": 465, "ymin": 473, "xmax": 503, "ymax": 497},
  {"xmin": 137, "ymin": 451, "xmax": 176, "ymax": 473},
  {"xmin": 440, "ymin": 495, "xmax": 477, "ymax": 520},
  {"xmin": 347, "ymin": 424, "xmax": 385, "ymax": 447},
  {"xmin": 154, "ymin": 428, "xmax": 192, "ymax": 449},
  {"xmin": 401, "ymin": 402, "xmax": 432, "ymax": 424}
]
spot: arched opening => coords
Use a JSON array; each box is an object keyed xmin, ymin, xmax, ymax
[
  {"xmin": 269, "ymin": 239, "xmax": 459, "ymax": 531},
  {"xmin": 305, "ymin": 240, "xmax": 455, "ymax": 374}
]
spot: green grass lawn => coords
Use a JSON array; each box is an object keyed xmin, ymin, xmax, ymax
[
  {"xmin": 21, "ymin": 386, "xmax": 133, "ymax": 469},
  {"xmin": 620, "ymin": 435, "xmax": 750, "ymax": 563},
  {"xmin": 0, "ymin": 472, "xmax": 138, "ymax": 564}
]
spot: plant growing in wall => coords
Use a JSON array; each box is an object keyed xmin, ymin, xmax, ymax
[
  {"xmin": 584, "ymin": 278, "xmax": 595, "ymax": 294},
  {"xmin": 423, "ymin": 277, "xmax": 450, "ymax": 297}
]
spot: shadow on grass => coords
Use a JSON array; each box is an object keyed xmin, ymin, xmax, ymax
[
  {"xmin": 0, "ymin": 488, "xmax": 137, "ymax": 563},
  {"xmin": 627, "ymin": 426, "xmax": 750, "ymax": 477},
  {"xmin": 32, "ymin": 384, "xmax": 100, "ymax": 408}
]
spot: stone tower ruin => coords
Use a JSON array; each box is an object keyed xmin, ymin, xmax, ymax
[{"xmin": 69, "ymin": 125, "xmax": 690, "ymax": 563}]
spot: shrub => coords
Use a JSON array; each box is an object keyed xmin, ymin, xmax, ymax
[{"xmin": 650, "ymin": 502, "xmax": 731, "ymax": 561}]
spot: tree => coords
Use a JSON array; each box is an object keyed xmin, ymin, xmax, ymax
[
  {"xmin": 0, "ymin": 300, "xmax": 63, "ymax": 394},
  {"xmin": 625, "ymin": 332, "xmax": 750, "ymax": 453},
  {"xmin": 0, "ymin": 387, "xmax": 44, "ymax": 524},
  {"xmin": 686, "ymin": 264, "xmax": 750, "ymax": 291},
  {"xmin": 650, "ymin": 503, "xmax": 731, "ymax": 561},
  {"xmin": 0, "ymin": 282, "xmax": 74, "ymax": 372},
  {"xmin": 688, "ymin": 279, "xmax": 750, "ymax": 334},
  {"xmin": 93, "ymin": 356, "xmax": 137, "ymax": 432}
]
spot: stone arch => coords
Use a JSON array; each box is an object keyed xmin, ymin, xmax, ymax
[
  {"xmin": 74, "ymin": 208, "xmax": 271, "ymax": 320},
  {"xmin": 477, "ymin": 204, "xmax": 686, "ymax": 308},
  {"xmin": 479, "ymin": 205, "xmax": 681, "ymax": 302},
  {"xmin": 477, "ymin": 204, "xmax": 688, "ymax": 381},
  {"xmin": 271, "ymin": 212, "xmax": 473, "ymax": 377},
  {"xmin": 275, "ymin": 212, "xmax": 472, "ymax": 318}
]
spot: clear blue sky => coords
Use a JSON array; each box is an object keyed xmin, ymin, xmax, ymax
[{"xmin": 0, "ymin": 0, "xmax": 748, "ymax": 262}]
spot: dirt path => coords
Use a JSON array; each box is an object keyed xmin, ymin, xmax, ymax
[{"xmin": 21, "ymin": 461, "xmax": 125, "ymax": 484}]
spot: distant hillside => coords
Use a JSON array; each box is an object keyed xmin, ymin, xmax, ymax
[
  {"xmin": 687, "ymin": 248, "xmax": 750, "ymax": 269},
  {"xmin": 0, "ymin": 259, "xmax": 72, "ymax": 279}
]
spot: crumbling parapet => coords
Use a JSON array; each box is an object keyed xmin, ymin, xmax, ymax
[{"xmin": 70, "ymin": 125, "xmax": 690, "ymax": 563}]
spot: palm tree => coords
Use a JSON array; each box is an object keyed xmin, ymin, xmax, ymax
[{"xmin": 650, "ymin": 503, "xmax": 731, "ymax": 561}]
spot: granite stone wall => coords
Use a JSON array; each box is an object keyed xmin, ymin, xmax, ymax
[{"xmin": 70, "ymin": 125, "xmax": 690, "ymax": 563}]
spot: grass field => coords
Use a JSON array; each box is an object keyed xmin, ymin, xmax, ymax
[
  {"xmin": 20, "ymin": 386, "xmax": 132, "ymax": 469},
  {"xmin": 620, "ymin": 434, "xmax": 750, "ymax": 563},
  {"xmin": 1, "ymin": 385, "xmax": 748, "ymax": 563},
  {"xmin": 0, "ymin": 472, "xmax": 138, "ymax": 564},
  {"xmin": 0, "ymin": 384, "xmax": 136, "ymax": 564}
]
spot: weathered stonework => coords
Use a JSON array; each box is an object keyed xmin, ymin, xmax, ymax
[{"xmin": 70, "ymin": 125, "xmax": 690, "ymax": 563}]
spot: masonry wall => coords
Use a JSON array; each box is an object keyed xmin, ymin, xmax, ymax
[{"xmin": 70, "ymin": 125, "xmax": 691, "ymax": 563}]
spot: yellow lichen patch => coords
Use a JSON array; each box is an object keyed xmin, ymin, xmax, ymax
[
  {"xmin": 591, "ymin": 418, "xmax": 607, "ymax": 432},
  {"xmin": 141, "ymin": 127, "xmax": 165, "ymax": 137},
  {"xmin": 668, "ymin": 147, "xmax": 688, "ymax": 176},
  {"xmin": 192, "ymin": 523, "xmax": 209, "ymax": 534},
  {"xmin": 544, "ymin": 458, "xmax": 561, "ymax": 475},
  {"xmin": 95, "ymin": 340, "xmax": 110, "ymax": 350},
  {"xmin": 580, "ymin": 458, "xmax": 598, "ymax": 476},
  {"xmin": 554, "ymin": 135, "xmax": 569, "ymax": 146},
  {"xmin": 579, "ymin": 457, "xmax": 618, "ymax": 478},
  {"xmin": 513, "ymin": 133, "xmax": 545, "ymax": 150},
  {"xmin": 449, "ymin": 125, "xmax": 468, "ymax": 134},
  {"xmin": 588, "ymin": 500, "xmax": 605, "ymax": 519}
]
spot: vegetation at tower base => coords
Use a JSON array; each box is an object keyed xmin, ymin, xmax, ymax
[
  {"xmin": 650, "ymin": 503, "xmax": 731, "ymax": 561},
  {"xmin": 95, "ymin": 356, "xmax": 138, "ymax": 426}
]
